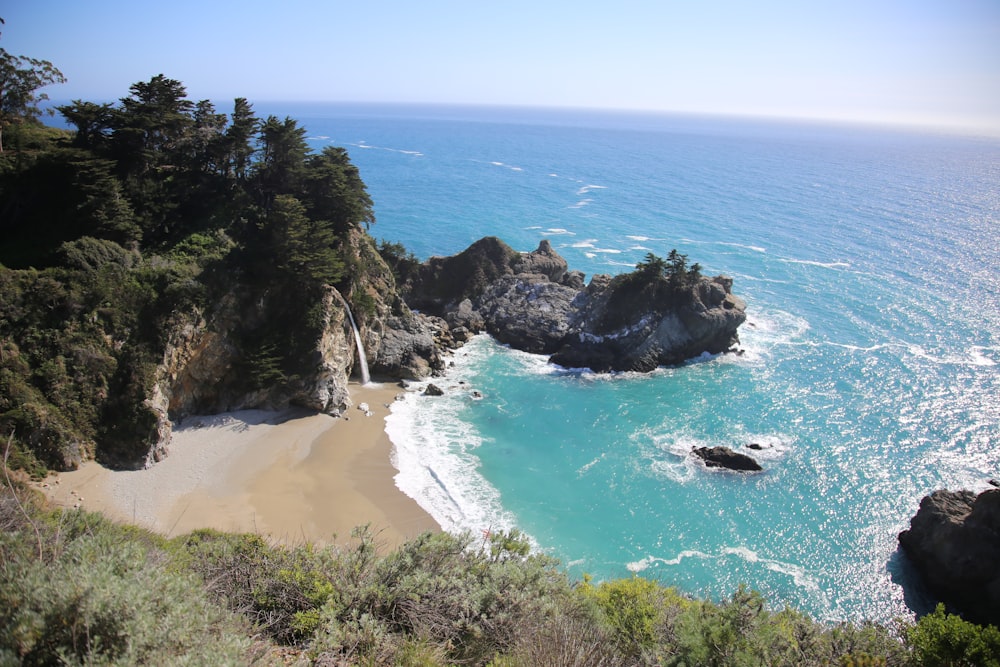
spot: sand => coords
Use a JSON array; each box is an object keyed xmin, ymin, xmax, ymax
[{"xmin": 36, "ymin": 384, "xmax": 439, "ymax": 548}]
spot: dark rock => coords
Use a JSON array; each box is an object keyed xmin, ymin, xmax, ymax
[
  {"xmin": 423, "ymin": 383, "xmax": 444, "ymax": 396},
  {"xmin": 403, "ymin": 237, "xmax": 747, "ymax": 373},
  {"xmin": 747, "ymin": 443, "xmax": 764, "ymax": 450},
  {"xmin": 989, "ymin": 479, "xmax": 999, "ymax": 488},
  {"xmin": 898, "ymin": 488, "xmax": 1000, "ymax": 626},
  {"xmin": 692, "ymin": 446, "xmax": 763, "ymax": 472},
  {"xmin": 372, "ymin": 313, "xmax": 449, "ymax": 380}
]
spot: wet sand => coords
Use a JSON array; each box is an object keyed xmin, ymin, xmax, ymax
[{"xmin": 37, "ymin": 384, "xmax": 439, "ymax": 548}]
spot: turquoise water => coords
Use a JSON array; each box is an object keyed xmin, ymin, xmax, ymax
[{"xmin": 288, "ymin": 104, "xmax": 1000, "ymax": 624}]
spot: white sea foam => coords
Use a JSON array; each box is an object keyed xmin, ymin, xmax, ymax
[
  {"xmin": 347, "ymin": 140, "xmax": 423, "ymax": 157},
  {"xmin": 569, "ymin": 199, "xmax": 592, "ymax": 209},
  {"xmin": 735, "ymin": 433, "xmax": 794, "ymax": 461},
  {"xmin": 906, "ymin": 344, "xmax": 999, "ymax": 367},
  {"xmin": 779, "ymin": 257, "xmax": 851, "ymax": 269},
  {"xmin": 488, "ymin": 160, "xmax": 522, "ymax": 171},
  {"xmin": 576, "ymin": 184, "xmax": 607, "ymax": 195},
  {"xmin": 576, "ymin": 454, "xmax": 605, "ymax": 476},
  {"xmin": 387, "ymin": 339, "xmax": 521, "ymax": 537},
  {"xmin": 545, "ymin": 228, "xmax": 575, "ymax": 235},
  {"xmin": 680, "ymin": 239, "xmax": 766, "ymax": 254},
  {"xmin": 731, "ymin": 309, "xmax": 811, "ymax": 363},
  {"xmin": 627, "ymin": 547, "xmax": 822, "ymax": 595}
]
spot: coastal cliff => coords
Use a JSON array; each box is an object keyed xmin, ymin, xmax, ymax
[
  {"xmin": 404, "ymin": 237, "xmax": 746, "ymax": 372},
  {"xmin": 898, "ymin": 488, "xmax": 1000, "ymax": 626}
]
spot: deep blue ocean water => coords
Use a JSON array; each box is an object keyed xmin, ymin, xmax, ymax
[{"xmin": 280, "ymin": 103, "xmax": 999, "ymax": 624}]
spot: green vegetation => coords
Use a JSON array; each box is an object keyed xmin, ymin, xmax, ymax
[
  {"xmin": 1, "ymin": 64, "xmax": 377, "ymax": 472},
  {"xmin": 3, "ymin": 473, "xmax": 999, "ymax": 666},
  {"xmin": 634, "ymin": 249, "xmax": 702, "ymax": 290}
]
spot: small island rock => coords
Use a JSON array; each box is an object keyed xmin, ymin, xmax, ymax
[
  {"xmin": 692, "ymin": 446, "xmax": 763, "ymax": 472},
  {"xmin": 423, "ymin": 383, "xmax": 445, "ymax": 396}
]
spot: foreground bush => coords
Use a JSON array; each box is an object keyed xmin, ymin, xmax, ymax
[
  {"xmin": 0, "ymin": 480, "xmax": 260, "ymax": 665},
  {"xmin": 4, "ymin": 472, "xmax": 1000, "ymax": 666}
]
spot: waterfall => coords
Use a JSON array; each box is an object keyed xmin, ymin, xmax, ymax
[{"xmin": 333, "ymin": 289, "xmax": 371, "ymax": 384}]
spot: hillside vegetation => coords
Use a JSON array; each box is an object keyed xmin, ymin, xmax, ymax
[
  {"xmin": 1, "ymin": 75, "xmax": 377, "ymax": 472},
  {"xmin": 3, "ymin": 477, "xmax": 999, "ymax": 665}
]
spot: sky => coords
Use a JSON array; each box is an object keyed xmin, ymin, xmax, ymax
[{"xmin": 4, "ymin": 0, "xmax": 999, "ymax": 133}]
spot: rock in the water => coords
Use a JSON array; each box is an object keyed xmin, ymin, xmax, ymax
[
  {"xmin": 898, "ymin": 488, "xmax": 1000, "ymax": 626},
  {"xmin": 404, "ymin": 237, "xmax": 747, "ymax": 373},
  {"xmin": 423, "ymin": 383, "xmax": 444, "ymax": 396},
  {"xmin": 692, "ymin": 446, "xmax": 763, "ymax": 472}
]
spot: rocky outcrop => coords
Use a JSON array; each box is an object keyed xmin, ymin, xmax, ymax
[
  {"xmin": 898, "ymin": 488, "xmax": 1000, "ymax": 625},
  {"xmin": 371, "ymin": 312, "xmax": 450, "ymax": 380},
  {"xmin": 405, "ymin": 237, "xmax": 746, "ymax": 372},
  {"xmin": 692, "ymin": 446, "xmax": 763, "ymax": 472},
  {"xmin": 143, "ymin": 230, "xmax": 395, "ymax": 468}
]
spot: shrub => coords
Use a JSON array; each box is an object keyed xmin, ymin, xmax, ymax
[
  {"xmin": 0, "ymin": 503, "xmax": 254, "ymax": 665},
  {"xmin": 907, "ymin": 604, "xmax": 1000, "ymax": 667}
]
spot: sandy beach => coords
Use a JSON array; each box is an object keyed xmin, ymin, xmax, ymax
[{"xmin": 37, "ymin": 384, "xmax": 439, "ymax": 548}]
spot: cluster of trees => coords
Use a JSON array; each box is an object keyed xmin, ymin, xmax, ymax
[
  {"xmin": 3, "ymin": 476, "xmax": 998, "ymax": 665},
  {"xmin": 0, "ymin": 61, "xmax": 379, "ymax": 471},
  {"xmin": 635, "ymin": 249, "xmax": 702, "ymax": 290},
  {"xmin": 3, "ymin": 73, "xmax": 373, "ymax": 268}
]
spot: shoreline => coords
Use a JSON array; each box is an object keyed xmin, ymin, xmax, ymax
[{"xmin": 35, "ymin": 383, "xmax": 440, "ymax": 548}]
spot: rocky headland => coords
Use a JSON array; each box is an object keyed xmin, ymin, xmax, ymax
[
  {"xmin": 402, "ymin": 237, "xmax": 747, "ymax": 372},
  {"xmin": 898, "ymin": 488, "xmax": 1000, "ymax": 626}
]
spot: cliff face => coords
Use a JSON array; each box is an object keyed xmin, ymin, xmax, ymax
[
  {"xmin": 898, "ymin": 488, "xmax": 1000, "ymax": 626},
  {"xmin": 144, "ymin": 285, "xmax": 356, "ymax": 466},
  {"xmin": 406, "ymin": 238, "xmax": 746, "ymax": 372},
  {"xmin": 143, "ymin": 230, "xmax": 395, "ymax": 467}
]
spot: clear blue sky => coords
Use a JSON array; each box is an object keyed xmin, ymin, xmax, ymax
[{"xmin": 4, "ymin": 0, "xmax": 999, "ymax": 132}]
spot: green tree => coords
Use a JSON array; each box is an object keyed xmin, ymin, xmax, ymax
[
  {"xmin": 908, "ymin": 604, "xmax": 1000, "ymax": 667},
  {"xmin": 265, "ymin": 194, "xmax": 343, "ymax": 286},
  {"xmin": 254, "ymin": 115, "xmax": 308, "ymax": 207},
  {"xmin": 636, "ymin": 252, "xmax": 667, "ymax": 279},
  {"xmin": 224, "ymin": 97, "xmax": 258, "ymax": 181},
  {"xmin": 57, "ymin": 100, "xmax": 115, "ymax": 150},
  {"xmin": 112, "ymin": 74, "xmax": 194, "ymax": 177},
  {"xmin": 302, "ymin": 146, "xmax": 375, "ymax": 233},
  {"xmin": 0, "ymin": 44, "xmax": 66, "ymax": 151}
]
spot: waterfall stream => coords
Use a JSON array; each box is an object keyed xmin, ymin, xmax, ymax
[{"xmin": 333, "ymin": 289, "xmax": 371, "ymax": 384}]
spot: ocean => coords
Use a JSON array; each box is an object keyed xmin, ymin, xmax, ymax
[{"xmin": 282, "ymin": 102, "xmax": 999, "ymax": 624}]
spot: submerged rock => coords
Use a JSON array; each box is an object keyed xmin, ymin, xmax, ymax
[
  {"xmin": 691, "ymin": 446, "xmax": 763, "ymax": 472},
  {"xmin": 898, "ymin": 488, "xmax": 1000, "ymax": 625}
]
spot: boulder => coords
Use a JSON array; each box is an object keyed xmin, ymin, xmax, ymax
[
  {"xmin": 423, "ymin": 383, "xmax": 445, "ymax": 396},
  {"xmin": 691, "ymin": 446, "xmax": 763, "ymax": 472},
  {"xmin": 898, "ymin": 488, "xmax": 1000, "ymax": 625}
]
